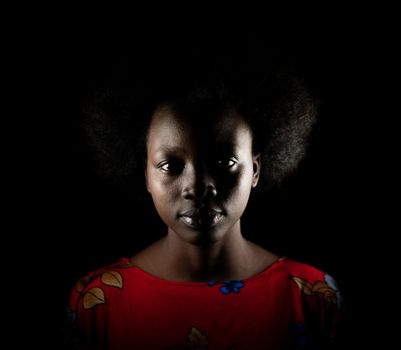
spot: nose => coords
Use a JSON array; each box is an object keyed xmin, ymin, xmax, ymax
[{"xmin": 182, "ymin": 165, "xmax": 217, "ymax": 201}]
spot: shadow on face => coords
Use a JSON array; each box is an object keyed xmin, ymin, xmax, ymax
[{"xmin": 145, "ymin": 104, "xmax": 261, "ymax": 244}]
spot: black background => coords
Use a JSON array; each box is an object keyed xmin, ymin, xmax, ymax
[{"xmin": 12, "ymin": 7, "xmax": 393, "ymax": 349}]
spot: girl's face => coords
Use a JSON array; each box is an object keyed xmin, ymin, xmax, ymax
[{"xmin": 145, "ymin": 105, "xmax": 260, "ymax": 245}]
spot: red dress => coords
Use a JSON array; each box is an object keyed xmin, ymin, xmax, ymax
[{"xmin": 66, "ymin": 257, "xmax": 342, "ymax": 349}]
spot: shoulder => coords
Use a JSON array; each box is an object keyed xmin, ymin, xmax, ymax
[
  {"xmin": 68, "ymin": 258, "xmax": 133, "ymax": 311},
  {"xmin": 283, "ymin": 259, "xmax": 328, "ymax": 280},
  {"xmin": 272, "ymin": 258, "xmax": 342, "ymax": 307},
  {"xmin": 277, "ymin": 258, "xmax": 337, "ymax": 283},
  {"xmin": 277, "ymin": 258, "xmax": 343, "ymax": 347}
]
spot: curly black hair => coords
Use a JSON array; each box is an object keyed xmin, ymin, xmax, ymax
[{"xmin": 81, "ymin": 46, "xmax": 317, "ymax": 198}]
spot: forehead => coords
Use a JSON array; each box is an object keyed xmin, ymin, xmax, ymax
[{"xmin": 147, "ymin": 105, "xmax": 252, "ymax": 151}]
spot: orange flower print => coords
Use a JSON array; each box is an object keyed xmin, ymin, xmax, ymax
[
  {"xmin": 165, "ymin": 326, "xmax": 235, "ymax": 349},
  {"xmin": 187, "ymin": 326, "xmax": 208, "ymax": 349},
  {"xmin": 292, "ymin": 275, "xmax": 338, "ymax": 305},
  {"xmin": 83, "ymin": 287, "xmax": 105, "ymax": 309},
  {"xmin": 101, "ymin": 270, "xmax": 123, "ymax": 288}
]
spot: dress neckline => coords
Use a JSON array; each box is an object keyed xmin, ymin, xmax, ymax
[{"xmin": 117, "ymin": 256, "xmax": 287, "ymax": 286}]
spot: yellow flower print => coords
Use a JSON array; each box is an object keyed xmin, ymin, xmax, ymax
[{"xmin": 292, "ymin": 276, "xmax": 337, "ymax": 305}]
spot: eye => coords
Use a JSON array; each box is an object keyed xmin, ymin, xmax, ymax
[
  {"xmin": 217, "ymin": 158, "xmax": 237, "ymax": 169},
  {"xmin": 158, "ymin": 160, "xmax": 184, "ymax": 175}
]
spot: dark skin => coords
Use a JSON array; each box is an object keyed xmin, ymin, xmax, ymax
[{"xmin": 130, "ymin": 104, "xmax": 278, "ymax": 282}]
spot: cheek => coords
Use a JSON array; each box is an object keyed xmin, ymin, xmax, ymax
[
  {"xmin": 218, "ymin": 165, "xmax": 253, "ymax": 204},
  {"xmin": 147, "ymin": 172, "xmax": 180, "ymax": 207},
  {"xmin": 147, "ymin": 166, "xmax": 166, "ymax": 194},
  {"xmin": 148, "ymin": 185, "xmax": 177, "ymax": 225},
  {"xmin": 235, "ymin": 169, "xmax": 254, "ymax": 201}
]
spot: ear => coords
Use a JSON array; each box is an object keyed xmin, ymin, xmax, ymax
[{"xmin": 252, "ymin": 153, "xmax": 261, "ymax": 188}]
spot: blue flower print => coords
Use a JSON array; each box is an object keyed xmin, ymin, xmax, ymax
[
  {"xmin": 206, "ymin": 280, "xmax": 244, "ymax": 294},
  {"xmin": 291, "ymin": 323, "xmax": 307, "ymax": 349},
  {"xmin": 66, "ymin": 306, "xmax": 77, "ymax": 323},
  {"xmin": 324, "ymin": 273, "xmax": 342, "ymax": 310}
]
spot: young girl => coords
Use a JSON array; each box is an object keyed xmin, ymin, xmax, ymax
[{"xmin": 66, "ymin": 49, "xmax": 342, "ymax": 349}]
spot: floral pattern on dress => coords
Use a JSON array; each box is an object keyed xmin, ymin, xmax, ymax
[
  {"xmin": 207, "ymin": 280, "xmax": 245, "ymax": 294},
  {"xmin": 292, "ymin": 275, "xmax": 338, "ymax": 305},
  {"xmin": 165, "ymin": 326, "xmax": 235, "ymax": 350}
]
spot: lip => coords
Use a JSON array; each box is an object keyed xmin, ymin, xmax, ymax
[{"xmin": 178, "ymin": 208, "xmax": 224, "ymax": 229}]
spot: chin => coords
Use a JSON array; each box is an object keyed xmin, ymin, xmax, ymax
[{"xmin": 177, "ymin": 226, "xmax": 227, "ymax": 246}]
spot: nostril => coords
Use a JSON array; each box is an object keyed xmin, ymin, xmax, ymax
[
  {"xmin": 183, "ymin": 185, "xmax": 217, "ymax": 200},
  {"xmin": 183, "ymin": 191, "xmax": 195, "ymax": 200}
]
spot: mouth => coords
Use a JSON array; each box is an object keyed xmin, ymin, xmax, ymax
[{"xmin": 178, "ymin": 208, "xmax": 224, "ymax": 229}]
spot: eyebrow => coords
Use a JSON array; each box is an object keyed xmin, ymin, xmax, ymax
[{"xmin": 153, "ymin": 146, "xmax": 187, "ymax": 155}]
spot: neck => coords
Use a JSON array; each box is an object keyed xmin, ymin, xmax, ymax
[{"xmin": 162, "ymin": 222, "xmax": 253, "ymax": 282}]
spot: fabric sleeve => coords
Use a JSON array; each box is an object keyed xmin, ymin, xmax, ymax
[
  {"xmin": 291, "ymin": 268, "xmax": 344, "ymax": 349},
  {"xmin": 63, "ymin": 273, "xmax": 93, "ymax": 350},
  {"xmin": 306, "ymin": 273, "xmax": 342, "ymax": 349}
]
